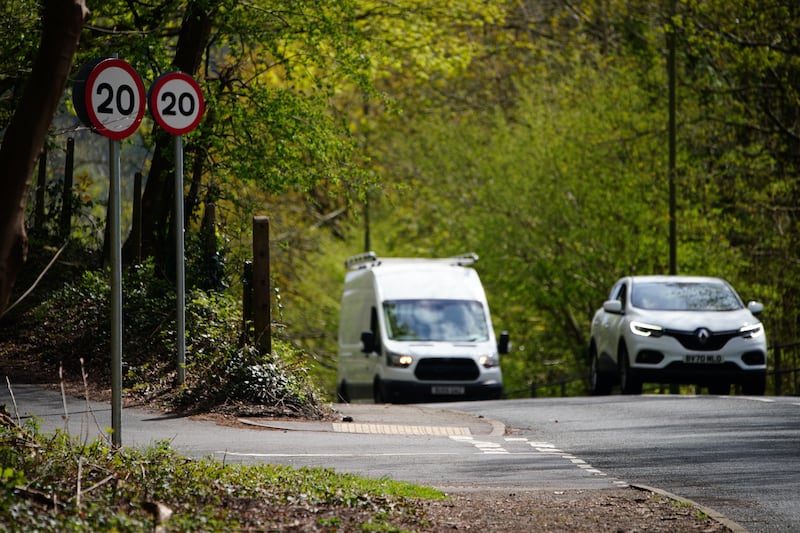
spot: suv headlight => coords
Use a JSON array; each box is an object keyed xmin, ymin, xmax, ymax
[
  {"xmin": 387, "ymin": 352, "xmax": 413, "ymax": 367},
  {"xmin": 630, "ymin": 321, "xmax": 664, "ymax": 337},
  {"xmin": 740, "ymin": 323, "xmax": 764, "ymax": 339},
  {"xmin": 479, "ymin": 353, "xmax": 500, "ymax": 368}
]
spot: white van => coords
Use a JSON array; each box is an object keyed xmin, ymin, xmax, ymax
[{"xmin": 336, "ymin": 252, "xmax": 508, "ymax": 403}]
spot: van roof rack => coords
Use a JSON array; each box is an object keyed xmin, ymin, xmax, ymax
[{"xmin": 344, "ymin": 252, "xmax": 479, "ymax": 270}]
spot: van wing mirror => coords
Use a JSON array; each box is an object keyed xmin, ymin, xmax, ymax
[
  {"xmin": 360, "ymin": 331, "xmax": 376, "ymax": 354},
  {"xmin": 497, "ymin": 331, "xmax": 510, "ymax": 355}
]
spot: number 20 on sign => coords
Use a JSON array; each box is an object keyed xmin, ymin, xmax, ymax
[
  {"xmin": 73, "ymin": 57, "xmax": 146, "ymax": 140},
  {"xmin": 149, "ymin": 71, "xmax": 205, "ymax": 135}
]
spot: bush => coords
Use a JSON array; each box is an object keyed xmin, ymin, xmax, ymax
[{"xmin": 15, "ymin": 260, "xmax": 328, "ymax": 419}]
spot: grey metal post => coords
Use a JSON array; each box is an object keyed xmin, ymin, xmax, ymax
[
  {"xmin": 109, "ymin": 138, "xmax": 122, "ymax": 447},
  {"xmin": 175, "ymin": 134, "xmax": 186, "ymax": 385}
]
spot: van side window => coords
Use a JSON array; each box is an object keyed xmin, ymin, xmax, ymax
[{"xmin": 370, "ymin": 306, "xmax": 381, "ymax": 353}]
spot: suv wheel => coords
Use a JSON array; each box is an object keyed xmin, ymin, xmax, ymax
[
  {"xmin": 589, "ymin": 344, "xmax": 613, "ymax": 395},
  {"xmin": 619, "ymin": 344, "xmax": 642, "ymax": 395},
  {"xmin": 742, "ymin": 374, "xmax": 766, "ymax": 395}
]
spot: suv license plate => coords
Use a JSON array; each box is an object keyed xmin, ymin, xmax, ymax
[
  {"xmin": 685, "ymin": 354, "xmax": 723, "ymax": 364},
  {"xmin": 432, "ymin": 386, "xmax": 465, "ymax": 395}
]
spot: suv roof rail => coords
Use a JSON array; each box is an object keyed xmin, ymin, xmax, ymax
[{"xmin": 344, "ymin": 252, "xmax": 479, "ymax": 270}]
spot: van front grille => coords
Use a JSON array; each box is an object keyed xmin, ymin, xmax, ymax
[{"xmin": 414, "ymin": 358, "xmax": 479, "ymax": 381}]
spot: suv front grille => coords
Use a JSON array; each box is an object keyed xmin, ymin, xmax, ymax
[
  {"xmin": 414, "ymin": 358, "xmax": 480, "ymax": 381},
  {"xmin": 666, "ymin": 329, "xmax": 739, "ymax": 351}
]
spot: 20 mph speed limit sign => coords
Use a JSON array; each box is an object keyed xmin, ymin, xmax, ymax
[
  {"xmin": 149, "ymin": 72, "xmax": 205, "ymax": 135},
  {"xmin": 73, "ymin": 57, "xmax": 146, "ymax": 140}
]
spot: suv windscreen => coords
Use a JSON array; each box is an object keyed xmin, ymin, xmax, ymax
[
  {"xmin": 631, "ymin": 282, "xmax": 742, "ymax": 311},
  {"xmin": 383, "ymin": 299, "xmax": 489, "ymax": 342}
]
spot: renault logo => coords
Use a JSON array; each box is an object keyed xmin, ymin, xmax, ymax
[{"xmin": 695, "ymin": 328, "xmax": 711, "ymax": 344}]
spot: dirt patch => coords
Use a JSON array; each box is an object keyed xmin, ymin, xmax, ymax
[{"xmin": 421, "ymin": 488, "xmax": 733, "ymax": 532}]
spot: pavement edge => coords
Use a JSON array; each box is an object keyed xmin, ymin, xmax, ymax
[{"xmin": 631, "ymin": 484, "xmax": 749, "ymax": 533}]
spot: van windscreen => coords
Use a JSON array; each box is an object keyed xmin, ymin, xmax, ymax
[{"xmin": 383, "ymin": 299, "xmax": 489, "ymax": 342}]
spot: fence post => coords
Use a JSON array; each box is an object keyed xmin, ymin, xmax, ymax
[
  {"xmin": 131, "ymin": 172, "xmax": 142, "ymax": 263},
  {"xmin": 253, "ymin": 217, "xmax": 271, "ymax": 355},
  {"xmin": 34, "ymin": 146, "xmax": 47, "ymax": 231},
  {"xmin": 242, "ymin": 260, "xmax": 253, "ymax": 342},
  {"xmin": 60, "ymin": 138, "xmax": 74, "ymax": 238}
]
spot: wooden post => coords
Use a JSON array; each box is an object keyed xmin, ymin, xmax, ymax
[
  {"xmin": 60, "ymin": 138, "xmax": 74, "ymax": 238},
  {"xmin": 131, "ymin": 172, "xmax": 142, "ymax": 263},
  {"xmin": 242, "ymin": 260, "xmax": 253, "ymax": 342},
  {"xmin": 34, "ymin": 146, "xmax": 47, "ymax": 231},
  {"xmin": 253, "ymin": 216, "xmax": 271, "ymax": 354}
]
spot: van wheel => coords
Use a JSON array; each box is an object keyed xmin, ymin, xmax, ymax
[
  {"xmin": 373, "ymin": 378, "xmax": 385, "ymax": 404},
  {"xmin": 336, "ymin": 381, "xmax": 351, "ymax": 403}
]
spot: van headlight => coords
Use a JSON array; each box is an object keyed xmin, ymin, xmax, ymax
[
  {"xmin": 387, "ymin": 353, "xmax": 413, "ymax": 367},
  {"xmin": 479, "ymin": 353, "xmax": 499, "ymax": 368}
]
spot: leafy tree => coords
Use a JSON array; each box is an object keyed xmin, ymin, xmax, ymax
[
  {"xmin": 675, "ymin": 0, "xmax": 800, "ymax": 342},
  {"xmin": 0, "ymin": 0, "xmax": 87, "ymax": 316}
]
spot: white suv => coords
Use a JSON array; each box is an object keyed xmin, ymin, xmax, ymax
[{"xmin": 589, "ymin": 276, "xmax": 767, "ymax": 395}]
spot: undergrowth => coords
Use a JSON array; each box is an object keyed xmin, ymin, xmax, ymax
[
  {"xmin": 7, "ymin": 257, "xmax": 329, "ymax": 419},
  {"xmin": 0, "ymin": 411, "xmax": 443, "ymax": 531}
]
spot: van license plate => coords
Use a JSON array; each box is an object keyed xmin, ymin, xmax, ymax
[
  {"xmin": 432, "ymin": 386, "xmax": 465, "ymax": 395},
  {"xmin": 685, "ymin": 354, "xmax": 723, "ymax": 364}
]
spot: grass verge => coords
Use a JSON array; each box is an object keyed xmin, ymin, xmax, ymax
[{"xmin": 0, "ymin": 412, "xmax": 444, "ymax": 532}]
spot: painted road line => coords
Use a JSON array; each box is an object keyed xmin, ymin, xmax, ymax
[{"xmin": 332, "ymin": 422, "xmax": 471, "ymax": 436}]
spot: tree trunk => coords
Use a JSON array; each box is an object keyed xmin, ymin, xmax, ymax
[
  {"xmin": 0, "ymin": 0, "xmax": 88, "ymax": 317},
  {"xmin": 124, "ymin": 1, "xmax": 212, "ymax": 268}
]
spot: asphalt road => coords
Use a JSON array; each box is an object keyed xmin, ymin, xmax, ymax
[
  {"xmin": 3, "ymin": 385, "xmax": 797, "ymax": 532},
  {"xmin": 0, "ymin": 385, "xmax": 627, "ymax": 492},
  {"xmin": 451, "ymin": 395, "xmax": 800, "ymax": 533}
]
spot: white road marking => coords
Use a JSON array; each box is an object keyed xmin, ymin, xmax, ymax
[
  {"xmin": 217, "ymin": 451, "xmax": 460, "ymax": 458},
  {"xmin": 332, "ymin": 423, "xmax": 471, "ymax": 436},
  {"xmin": 448, "ymin": 436, "xmax": 623, "ymax": 484}
]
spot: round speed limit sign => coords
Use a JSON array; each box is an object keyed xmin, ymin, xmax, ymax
[
  {"xmin": 149, "ymin": 72, "xmax": 205, "ymax": 135},
  {"xmin": 73, "ymin": 57, "xmax": 146, "ymax": 140}
]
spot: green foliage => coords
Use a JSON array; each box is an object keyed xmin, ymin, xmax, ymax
[
  {"xmin": 322, "ymin": 0, "xmax": 800, "ymax": 397},
  {"xmin": 363, "ymin": 54, "xmax": 675, "ymax": 394},
  {"xmin": 21, "ymin": 257, "xmax": 329, "ymax": 416},
  {"xmin": 0, "ymin": 421, "xmax": 443, "ymax": 531},
  {"xmin": 5, "ymin": 0, "xmax": 800, "ymax": 400},
  {"xmin": 0, "ymin": 0, "xmax": 40, "ymax": 125}
]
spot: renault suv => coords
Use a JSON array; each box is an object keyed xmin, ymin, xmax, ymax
[{"xmin": 589, "ymin": 276, "xmax": 767, "ymax": 395}]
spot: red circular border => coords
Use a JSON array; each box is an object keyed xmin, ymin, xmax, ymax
[
  {"xmin": 149, "ymin": 72, "xmax": 205, "ymax": 135},
  {"xmin": 84, "ymin": 58, "xmax": 146, "ymax": 140}
]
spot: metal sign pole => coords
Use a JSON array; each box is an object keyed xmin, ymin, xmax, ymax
[
  {"xmin": 109, "ymin": 138, "xmax": 123, "ymax": 447},
  {"xmin": 175, "ymin": 134, "xmax": 186, "ymax": 385},
  {"xmin": 73, "ymin": 55, "xmax": 146, "ymax": 448},
  {"xmin": 148, "ymin": 71, "xmax": 204, "ymax": 387}
]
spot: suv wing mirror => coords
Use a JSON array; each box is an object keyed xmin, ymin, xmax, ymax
[{"xmin": 603, "ymin": 300, "xmax": 623, "ymax": 314}]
